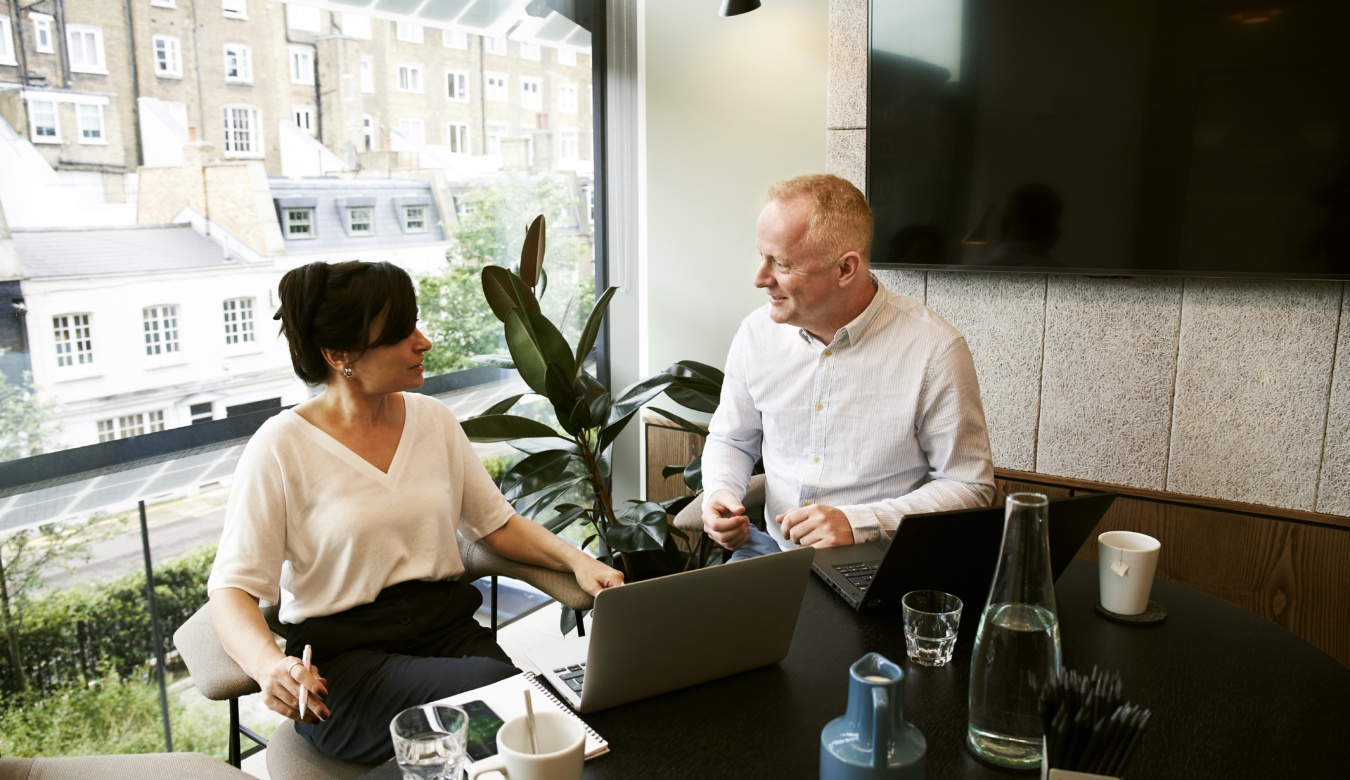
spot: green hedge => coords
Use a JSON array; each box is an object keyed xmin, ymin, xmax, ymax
[{"xmin": 0, "ymin": 544, "xmax": 216, "ymax": 699}]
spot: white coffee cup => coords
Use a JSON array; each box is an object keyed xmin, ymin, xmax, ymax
[
  {"xmin": 465, "ymin": 711, "xmax": 584, "ymax": 780},
  {"xmin": 1097, "ymin": 530, "xmax": 1160, "ymax": 615}
]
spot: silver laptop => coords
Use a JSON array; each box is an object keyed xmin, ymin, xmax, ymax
[{"xmin": 528, "ymin": 546, "xmax": 815, "ymax": 713}]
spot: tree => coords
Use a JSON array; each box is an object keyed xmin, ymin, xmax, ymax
[
  {"xmin": 0, "ymin": 518, "xmax": 117, "ymax": 693},
  {"xmin": 0, "ymin": 367, "xmax": 58, "ymax": 462},
  {"xmin": 418, "ymin": 175, "xmax": 594, "ymax": 375}
]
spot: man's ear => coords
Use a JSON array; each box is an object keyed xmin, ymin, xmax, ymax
[{"xmin": 835, "ymin": 251, "xmax": 864, "ymax": 287}]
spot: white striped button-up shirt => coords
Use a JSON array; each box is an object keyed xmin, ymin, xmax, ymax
[{"xmin": 702, "ymin": 280, "xmax": 996, "ymax": 547}]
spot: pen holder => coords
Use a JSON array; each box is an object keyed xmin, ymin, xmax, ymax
[{"xmin": 1040, "ymin": 739, "xmax": 1121, "ymax": 780}]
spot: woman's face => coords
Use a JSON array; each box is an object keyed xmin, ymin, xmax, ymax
[{"xmin": 345, "ymin": 310, "xmax": 433, "ymax": 393}]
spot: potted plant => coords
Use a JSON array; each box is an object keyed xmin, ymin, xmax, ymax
[{"xmin": 459, "ymin": 216, "xmax": 726, "ymax": 586}]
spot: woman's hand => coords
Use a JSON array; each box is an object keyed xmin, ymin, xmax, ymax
[
  {"xmin": 260, "ymin": 654, "xmax": 331, "ymax": 723},
  {"xmin": 573, "ymin": 556, "xmax": 624, "ymax": 597}
]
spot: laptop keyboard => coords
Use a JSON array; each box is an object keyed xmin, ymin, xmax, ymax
[
  {"xmin": 553, "ymin": 662, "xmax": 587, "ymax": 693},
  {"xmin": 833, "ymin": 562, "xmax": 878, "ymax": 589}
]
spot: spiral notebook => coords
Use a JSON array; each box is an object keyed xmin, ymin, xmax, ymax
[{"xmin": 439, "ymin": 671, "xmax": 608, "ymax": 766}]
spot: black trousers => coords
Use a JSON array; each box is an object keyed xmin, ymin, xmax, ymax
[{"xmin": 286, "ymin": 578, "xmax": 518, "ymax": 763}]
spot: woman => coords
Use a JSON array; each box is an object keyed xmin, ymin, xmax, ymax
[{"xmin": 207, "ymin": 260, "xmax": 622, "ymax": 762}]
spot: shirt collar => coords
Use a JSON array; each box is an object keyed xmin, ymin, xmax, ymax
[{"xmin": 798, "ymin": 274, "xmax": 885, "ymax": 347}]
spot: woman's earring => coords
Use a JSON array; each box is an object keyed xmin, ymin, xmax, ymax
[{"xmin": 343, "ymin": 366, "xmax": 353, "ymax": 378}]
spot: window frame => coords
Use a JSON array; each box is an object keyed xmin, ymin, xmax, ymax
[
  {"xmin": 346, "ymin": 206, "xmax": 374, "ymax": 236},
  {"xmin": 446, "ymin": 70, "xmax": 469, "ymax": 102},
  {"xmin": 559, "ymin": 128, "xmax": 579, "ymax": 161},
  {"xmin": 222, "ymin": 103, "xmax": 263, "ymax": 157},
  {"xmin": 142, "ymin": 305, "xmax": 182, "ymax": 358},
  {"xmin": 289, "ymin": 46, "xmax": 315, "ymax": 85},
  {"xmin": 0, "ymin": 18, "xmax": 15, "ymax": 66},
  {"xmin": 397, "ymin": 63, "xmax": 424, "ymax": 93},
  {"xmin": 286, "ymin": 4, "xmax": 322, "ymax": 32},
  {"xmin": 558, "ymin": 80, "xmax": 579, "ymax": 113},
  {"xmin": 519, "ymin": 42, "xmax": 541, "ymax": 61},
  {"xmin": 222, "ymin": 297, "xmax": 256, "ymax": 346},
  {"xmin": 221, "ymin": 0, "xmax": 247, "ymax": 20},
  {"xmin": 76, "ymin": 102, "xmax": 106, "ymax": 144},
  {"xmin": 342, "ymin": 13, "xmax": 372, "ymax": 40},
  {"xmin": 484, "ymin": 35, "xmax": 507, "ymax": 55},
  {"xmin": 397, "ymin": 117, "xmax": 425, "ymax": 145},
  {"xmin": 66, "ymin": 24, "xmax": 107, "ymax": 75},
  {"xmin": 401, "ymin": 204, "xmax": 428, "ymax": 233},
  {"xmin": 292, "ymin": 105, "xmax": 315, "ymax": 135},
  {"xmin": 28, "ymin": 99, "xmax": 59, "ymax": 143},
  {"xmin": 485, "ymin": 72, "xmax": 508, "ymax": 102},
  {"xmin": 152, "ymin": 35, "xmax": 183, "ymax": 79},
  {"xmin": 442, "ymin": 28, "xmax": 467, "ymax": 49},
  {"xmin": 359, "ymin": 56, "xmax": 375, "ymax": 93},
  {"xmin": 52, "ymin": 313, "xmax": 94, "ymax": 369},
  {"xmin": 396, "ymin": 20, "xmax": 424, "ymax": 44},
  {"xmin": 32, "ymin": 13, "xmax": 54, "ymax": 54},
  {"xmin": 447, "ymin": 122, "xmax": 469, "ymax": 155},
  {"xmin": 223, "ymin": 43, "xmax": 253, "ymax": 84},
  {"xmin": 520, "ymin": 77, "xmax": 542, "ymax": 110},
  {"xmin": 281, "ymin": 207, "xmax": 316, "ymax": 239}
]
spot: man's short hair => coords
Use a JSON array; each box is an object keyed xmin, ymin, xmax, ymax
[{"xmin": 767, "ymin": 174, "xmax": 874, "ymax": 264}]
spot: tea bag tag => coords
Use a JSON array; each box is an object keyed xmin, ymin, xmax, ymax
[{"xmin": 1110, "ymin": 553, "xmax": 1130, "ymax": 578}]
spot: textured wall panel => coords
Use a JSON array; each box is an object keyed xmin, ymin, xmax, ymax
[
  {"xmin": 827, "ymin": 129, "xmax": 867, "ymax": 194},
  {"xmin": 874, "ymin": 268, "xmax": 926, "ymax": 302},
  {"xmin": 1168, "ymin": 280, "xmax": 1342, "ymax": 511},
  {"xmin": 827, "ymin": 0, "xmax": 868, "ymax": 129},
  {"xmin": 925, "ymin": 272, "xmax": 1046, "ymax": 471},
  {"xmin": 1037, "ymin": 276, "xmax": 1183, "ymax": 489},
  {"xmin": 1317, "ymin": 286, "xmax": 1350, "ymax": 515}
]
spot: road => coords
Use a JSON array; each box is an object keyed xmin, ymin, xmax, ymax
[{"xmin": 38, "ymin": 486, "xmax": 230, "ymax": 591}]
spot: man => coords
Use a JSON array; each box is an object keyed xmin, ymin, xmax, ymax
[{"xmin": 701, "ymin": 174, "xmax": 995, "ymax": 559}]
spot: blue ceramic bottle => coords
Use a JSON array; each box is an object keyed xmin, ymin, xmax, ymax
[{"xmin": 820, "ymin": 653, "xmax": 926, "ymax": 779}]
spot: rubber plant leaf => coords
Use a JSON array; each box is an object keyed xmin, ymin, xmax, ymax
[
  {"xmin": 460, "ymin": 413, "xmax": 564, "ymax": 443},
  {"xmin": 573, "ymin": 286, "xmax": 618, "ymax": 375},
  {"xmin": 498, "ymin": 449, "xmax": 578, "ymax": 500},
  {"xmin": 482, "ymin": 265, "xmax": 540, "ymax": 323},
  {"xmin": 519, "ymin": 214, "xmax": 546, "ymax": 291},
  {"xmin": 505, "ymin": 306, "xmax": 575, "ymax": 397}
]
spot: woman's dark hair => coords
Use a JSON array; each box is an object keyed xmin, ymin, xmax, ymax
[{"xmin": 274, "ymin": 260, "xmax": 418, "ymax": 384}]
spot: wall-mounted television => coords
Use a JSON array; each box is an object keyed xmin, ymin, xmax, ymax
[{"xmin": 867, "ymin": 0, "xmax": 1350, "ymax": 280}]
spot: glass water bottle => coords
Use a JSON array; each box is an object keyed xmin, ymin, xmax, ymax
[{"xmin": 967, "ymin": 492, "xmax": 1062, "ymax": 769}]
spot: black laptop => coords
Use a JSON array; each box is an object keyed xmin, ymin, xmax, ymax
[{"xmin": 811, "ymin": 493, "xmax": 1117, "ymax": 612}]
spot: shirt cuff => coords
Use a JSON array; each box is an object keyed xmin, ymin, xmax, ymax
[{"xmin": 838, "ymin": 505, "xmax": 886, "ymax": 545}]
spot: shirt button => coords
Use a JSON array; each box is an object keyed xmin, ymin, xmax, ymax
[
  {"xmin": 801, "ymin": 500, "xmax": 810, "ymax": 507},
  {"xmin": 813, "ymin": 456, "xmax": 821, "ymax": 463},
  {"xmin": 815, "ymin": 403, "xmax": 823, "ymax": 411},
  {"xmin": 823, "ymin": 350, "xmax": 832, "ymax": 357}
]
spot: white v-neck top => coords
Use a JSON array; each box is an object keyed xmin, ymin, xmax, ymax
[{"xmin": 207, "ymin": 393, "xmax": 514, "ymax": 624}]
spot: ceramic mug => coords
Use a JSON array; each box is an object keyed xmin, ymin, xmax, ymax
[{"xmin": 465, "ymin": 711, "xmax": 584, "ymax": 780}]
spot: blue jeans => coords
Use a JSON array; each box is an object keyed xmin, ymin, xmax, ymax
[{"xmin": 727, "ymin": 525, "xmax": 785, "ymax": 562}]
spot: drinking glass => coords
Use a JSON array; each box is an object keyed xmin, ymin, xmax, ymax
[
  {"xmin": 390, "ymin": 704, "xmax": 469, "ymax": 780},
  {"xmin": 901, "ymin": 590, "xmax": 963, "ymax": 666}
]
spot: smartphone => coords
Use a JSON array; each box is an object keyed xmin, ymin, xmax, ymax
[{"xmin": 461, "ymin": 699, "xmax": 505, "ymax": 761}]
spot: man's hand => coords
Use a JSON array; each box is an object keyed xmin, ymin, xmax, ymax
[
  {"xmin": 573, "ymin": 557, "xmax": 624, "ymax": 597},
  {"xmin": 776, "ymin": 503, "xmax": 855, "ymax": 548},
  {"xmin": 703, "ymin": 489, "xmax": 750, "ymax": 551}
]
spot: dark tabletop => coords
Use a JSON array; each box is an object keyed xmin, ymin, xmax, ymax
[{"xmin": 367, "ymin": 561, "xmax": 1350, "ymax": 779}]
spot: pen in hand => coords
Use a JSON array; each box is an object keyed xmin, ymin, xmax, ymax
[{"xmin": 299, "ymin": 644, "xmax": 312, "ymax": 719}]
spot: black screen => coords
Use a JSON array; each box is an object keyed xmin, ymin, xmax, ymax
[{"xmin": 868, "ymin": 0, "xmax": 1350, "ymax": 280}]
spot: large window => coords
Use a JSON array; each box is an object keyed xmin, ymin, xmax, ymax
[
  {"xmin": 142, "ymin": 305, "xmax": 181, "ymax": 356},
  {"xmin": 67, "ymin": 25, "xmax": 107, "ymax": 74},
  {"xmin": 521, "ymin": 77, "xmax": 542, "ymax": 110},
  {"xmin": 396, "ymin": 21, "xmax": 423, "ymax": 43},
  {"xmin": 222, "ymin": 104, "xmax": 262, "ymax": 155},
  {"xmin": 0, "ymin": 2, "xmax": 606, "ymax": 760},
  {"xmin": 52, "ymin": 314, "xmax": 94, "ymax": 367}
]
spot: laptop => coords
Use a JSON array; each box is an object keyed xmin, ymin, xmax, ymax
[
  {"xmin": 528, "ymin": 546, "xmax": 815, "ymax": 713},
  {"xmin": 812, "ymin": 492, "xmax": 1117, "ymax": 613}
]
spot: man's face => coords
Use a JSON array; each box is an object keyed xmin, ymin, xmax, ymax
[{"xmin": 754, "ymin": 197, "xmax": 840, "ymax": 339}]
